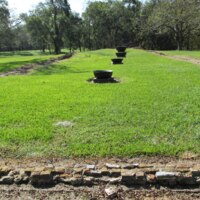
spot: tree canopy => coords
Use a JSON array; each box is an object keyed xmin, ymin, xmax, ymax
[{"xmin": 0, "ymin": 0, "xmax": 200, "ymax": 52}]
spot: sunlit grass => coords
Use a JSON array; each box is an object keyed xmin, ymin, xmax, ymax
[{"xmin": 0, "ymin": 49, "xmax": 200, "ymax": 157}]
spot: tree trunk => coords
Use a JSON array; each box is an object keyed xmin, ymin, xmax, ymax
[
  {"xmin": 176, "ymin": 34, "xmax": 183, "ymax": 50},
  {"xmin": 54, "ymin": 38, "xmax": 61, "ymax": 54}
]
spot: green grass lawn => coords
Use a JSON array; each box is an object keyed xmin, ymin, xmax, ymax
[
  {"xmin": 0, "ymin": 49, "xmax": 200, "ymax": 158},
  {"xmin": 0, "ymin": 50, "xmax": 63, "ymax": 73},
  {"xmin": 160, "ymin": 50, "xmax": 200, "ymax": 59}
]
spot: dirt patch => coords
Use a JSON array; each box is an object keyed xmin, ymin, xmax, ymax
[
  {"xmin": 0, "ymin": 155, "xmax": 199, "ymax": 169},
  {"xmin": 0, "ymin": 53, "xmax": 73, "ymax": 77},
  {"xmin": 149, "ymin": 51, "xmax": 200, "ymax": 66},
  {"xmin": 0, "ymin": 155, "xmax": 200, "ymax": 169},
  {"xmin": 0, "ymin": 185, "xmax": 200, "ymax": 200}
]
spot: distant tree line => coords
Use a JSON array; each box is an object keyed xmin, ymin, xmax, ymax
[{"xmin": 0, "ymin": 0, "xmax": 200, "ymax": 53}]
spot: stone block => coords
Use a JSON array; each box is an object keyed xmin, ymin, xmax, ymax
[
  {"xmin": 121, "ymin": 169, "xmax": 136, "ymax": 185},
  {"xmin": 142, "ymin": 168, "xmax": 157, "ymax": 174},
  {"xmin": 156, "ymin": 171, "xmax": 177, "ymax": 180},
  {"xmin": 156, "ymin": 171, "xmax": 179, "ymax": 186},
  {"xmin": 44, "ymin": 165, "xmax": 54, "ymax": 171},
  {"xmin": 191, "ymin": 165, "xmax": 200, "ymax": 177},
  {"xmin": 163, "ymin": 164, "xmax": 177, "ymax": 172},
  {"xmin": 30, "ymin": 171, "xmax": 53, "ymax": 186},
  {"xmin": 110, "ymin": 169, "xmax": 121, "ymax": 177},
  {"xmin": 34, "ymin": 167, "xmax": 45, "ymax": 172},
  {"xmin": 70, "ymin": 176, "xmax": 83, "ymax": 186},
  {"xmin": 0, "ymin": 176, "xmax": 14, "ymax": 184},
  {"xmin": 109, "ymin": 177, "xmax": 121, "ymax": 184},
  {"xmin": 85, "ymin": 165, "xmax": 95, "ymax": 170},
  {"xmin": 135, "ymin": 171, "xmax": 146, "ymax": 184},
  {"xmin": 176, "ymin": 163, "xmax": 190, "ymax": 173},
  {"xmin": 100, "ymin": 167, "xmax": 110, "ymax": 176},
  {"xmin": 84, "ymin": 170, "xmax": 102, "ymax": 177},
  {"xmin": 73, "ymin": 168, "xmax": 83, "ymax": 175},
  {"xmin": 24, "ymin": 168, "xmax": 34, "ymax": 176},
  {"xmin": 0, "ymin": 167, "xmax": 12, "ymax": 176},
  {"xmin": 177, "ymin": 173, "xmax": 196, "ymax": 186},
  {"xmin": 196, "ymin": 177, "xmax": 200, "ymax": 185},
  {"xmin": 105, "ymin": 187, "xmax": 118, "ymax": 198},
  {"xmin": 83, "ymin": 177, "xmax": 95, "ymax": 186},
  {"xmin": 106, "ymin": 163, "xmax": 120, "ymax": 169},
  {"xmin": 147, "ymin": 174, "xmax": 157, "ymax": 184},
  {"xmin": 52, "ymin": 167, "xmax": 65, "ymax": 175},
  {"xmin": 139, "ymin": 164, "xmax": 154, "ymax": 168},
  {"xmin": 122, "ymin": 163, "xmax": 139, "ymax": 169}
]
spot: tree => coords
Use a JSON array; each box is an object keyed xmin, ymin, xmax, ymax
[
  {"xmin": 0, "ymin": 0, "xmax": 12, "ymax": 50},
  {"xmin": 82, "ymin": 0, "xmax": 141, "ymax": 49},
  {"xmin": 146, "ymin": 0, "xmax": 200, "ymax": 50},
  {"xmin": 63, "ymin": 13, "xmax": 83, "ymax": 52},
  {"xmin": 25, "ymin": 0, "xmax": 71, "ymax": 54}
]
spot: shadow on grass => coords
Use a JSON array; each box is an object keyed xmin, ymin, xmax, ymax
[
  {"xmin": 0, "ymin": 51, "xmax": 67, "ymax": 57},
  {"xmin": 0, "ymin": 51, "xmax": 34, "ymax": 57},
  {"xmin": 33, "ymin": 64, "xmax": 90, "ymax": 75},
  {"xmin": 0, "ymin": 59, "xmax": 45, "ymax": 73}
]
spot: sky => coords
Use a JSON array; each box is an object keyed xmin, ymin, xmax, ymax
[
  {"xmin": 7, "ymin": 0, "xmax": 145, "ymax": 16},
  {"xmin": 7, "ymin": 0, "xmax": 86, "ymax": 15}
]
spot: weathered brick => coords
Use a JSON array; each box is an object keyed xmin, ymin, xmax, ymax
[
  {"xmin": 14, "ymin": 174, "xmax": 29, "ymax": 185},
  {"xmin": 191, "ymin": 165, "xmax": 200, "ymax": 177},
  {"xmin": 156, "ymin": 171, "xmax": 177, "ymax": 179},
  {"xmin": 109, "ymin": 177, "xmax": 121, "ymax": 184},
  {"xmin": 176, "ymin": 163, "xmax": 190, "ymax": 173},
  {"xmin": 70, "ymin": 176, "xmax": 83, "ymax": 186},
  {"xmin": 121, "ymin": 169, "xmax": 136, "ymax": 184},
  {"xmin": 164, "ymin": 164, "xmax": 177, "ymax": 172},
  {"xmin": 100, "ymin": 167, "xmax": 110, "ymax": 176},
  {"xmin": 147, "ymin": 174, "xmax": 157, "ymax": 184},
  {"xmin": 44, "ymin": 165, "xmax": 54, "ymax": 171},
  {"xmin": 156, "ymin": 171, "xmax": 179, "ymax": 186},
  {"xmin": 135, "ymin": 171, "xmax": 146, "ymax": 184},
  {"xmin": 122, "ymin": 163, "xmax": 139, "ymax": 169},
  {"xmin": 105, "ymin": 187, "xmax": 118, "ymax": 198},
  {"xmin": 97, "ymin": 176, "xmax": 110, "ymax": 184},
  {"xmin": 0, "ymin": 166, "xmax": 12, "ymax": 176},
  {"xmin": 59, "ymin": 174, "xmax": 71, "ymax": 179},
  {"xmin": 106, "ymin": 163, "xmax": 120, "ymax": 169},
  {"xmin": 73, "ymin": 168, "xmax": 83, "ymax": 175},
  {"xmin": 34, "ymin": 167, "xmax": 45, "ymax": 172},
  {"xmin": 85, "ymin": 165, "xmax": 95, "ymax": 170},
  {"xmin": 84, "ymin": 170, "xmax": 102, "ymax": 177},
  {"xmin": 24, "ymin": 168, "xmax": 34, "ymax": 176},
  {"xmin": 83, "ymin": 177, "xmax": 95, "ymax": 186},
  {"xmin": 139, "ymin": 164, "xmax": 154, "ymax": 168},
  {"xmin": 110, "ymin": 169, "xmax": 121, "ymax": 177},
  {"xmin": 0, "ymin": 176, "xmax": 14, "ymax": 184},
  {"xmin": 196, "ymin": 177, "xmax": 200, "ymax": 185},
  {"xmin": 30, "ymin": 171, "xmax": 53, "ymax": 186},
  {"xmin": 142, "ymin": 168, "xmax": 157, "ymax": 174},
  {"xmin": 177, "ymin": 173, "xmax": 196, "ymax": 186},
  {"xmin": 53, "ymin": 167, "xmax": 66, "ymax": 175}
]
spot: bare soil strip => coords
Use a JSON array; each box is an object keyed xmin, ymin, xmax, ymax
[
  {"xmin": 149, "ymin": 51, "xmax": 200, "ymax": 65},
  {"xmin": 0, "ymin": 53, "xmax": 73, "ymax": 77},
  {"xmin": 0, "ymin": 185, "xmax": 200, "ymax": 200},
  {"xmin": 1, "ymin": 155, "xmax": 199, "ymax": 169}
]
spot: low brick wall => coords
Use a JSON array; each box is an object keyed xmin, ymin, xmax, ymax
[{"xmin": 0, "ymin": 162, "xmax": 200, "ymax": 187}]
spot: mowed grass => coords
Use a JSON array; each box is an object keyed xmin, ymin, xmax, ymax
[
  {"xmin": 1, "ymin": 49, "xmax": 200, "ymax": 157},
  {"xmin": 160, "ymin": 50, "xmax": 200, "ymax": 59},
  {"xmin": 0, "ymin": 50, "xmax": 62, "ymax": 73}
]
